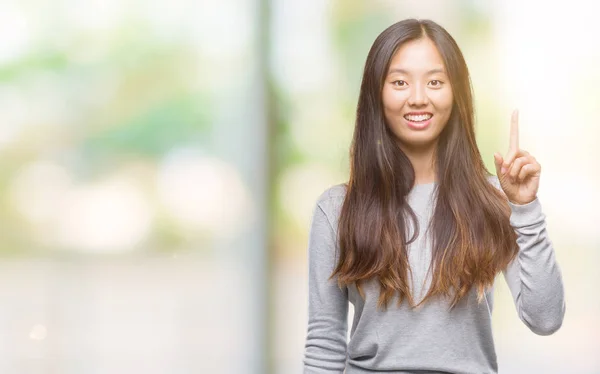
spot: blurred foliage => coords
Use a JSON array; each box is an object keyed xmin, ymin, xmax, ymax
[
  {"xmin": 82, "ymin": 93, "xmax": 210, "ymax": 162},
  {"xmin": 0, "ymin": 11, "xmax": 214, "ymax": 255}
]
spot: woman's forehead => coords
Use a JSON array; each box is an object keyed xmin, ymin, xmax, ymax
[{"xmin": 388, "ymin": 38, "xmax": 446, "ymax": 74}]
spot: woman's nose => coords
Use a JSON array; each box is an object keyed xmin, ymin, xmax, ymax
[{"xmin": 408, "ymin": 85, "xmax": 429, "ymax": 106}]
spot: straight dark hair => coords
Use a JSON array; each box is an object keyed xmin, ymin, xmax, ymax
[{"xmin": 332, "ymin": 19, "xmax": 518, "ymax": 311}]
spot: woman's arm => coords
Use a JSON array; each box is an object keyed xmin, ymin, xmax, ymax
[
  {"xmin": 502, "ymin": 196, "xmax": 567, "ymax": 335},
  {"xmin": 303, "ymin": 199, "xmax": 349, "ymax": 373}
]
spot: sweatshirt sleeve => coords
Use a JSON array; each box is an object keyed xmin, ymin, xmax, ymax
[
  {"xmin": 303, "ymin": 200, "xmax": 349, "ymax": 373},
  {"xmin": 502, "ymin": 196, "xmax": 567, "ymax": 335}
]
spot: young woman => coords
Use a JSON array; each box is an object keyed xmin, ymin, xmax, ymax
[{"xmin": 303, "ymin": 19, "xmax": 566, "ymax": 374}]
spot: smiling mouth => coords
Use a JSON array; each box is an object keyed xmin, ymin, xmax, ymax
[{"xmin": 403, "ymin": 113, "xmax": 433, "ymax": 122}]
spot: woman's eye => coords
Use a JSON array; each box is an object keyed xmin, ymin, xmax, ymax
[
  {"xmin": 392, "ymin": 80, "xmax": 407, "ymax": 87},
  {"xmin": 429, "ymin": 80, "xmax": 443, "ymax": 87}
]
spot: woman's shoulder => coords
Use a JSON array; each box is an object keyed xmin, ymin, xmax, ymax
[
  {"xmin": 316, "ymin": 183, "xmax": 347, "ymax": 205},
  {"xmin": 314, "ymin": 183, "xmax": 348, "ymax": 222},
  {"xmin": 486, "ymin": 174, "xmax": 502, "ymax": 190}
]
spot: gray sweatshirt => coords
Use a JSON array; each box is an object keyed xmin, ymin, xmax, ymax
[{"xmin": 303, "ymin": 176, "xmax": 566, "ymax": 374}]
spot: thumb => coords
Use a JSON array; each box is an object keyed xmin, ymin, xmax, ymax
[{"xmin": 493, "ymin": 152, "xmax": 504, "ymax": 176}]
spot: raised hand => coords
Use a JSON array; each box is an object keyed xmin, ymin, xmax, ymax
[{"xmin": 493, "ymin": 109, "xmax": 541, "ymax": 205}]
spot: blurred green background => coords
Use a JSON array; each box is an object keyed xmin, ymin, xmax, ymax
[{"xmin": 0, "ymin": 0, "xmax": 598, "ymax": 373}]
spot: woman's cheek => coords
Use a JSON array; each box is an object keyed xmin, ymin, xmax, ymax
[
  {"xmin": 382, "ymin": 94, "xmax": 401, "ymax": 114},
  {"xmin": 388, "ymin": 91, "xmax": 408, "ymax": 112},
  {"xmin": 433, "ymin": 88, "xmax": 453, "ymax": 109}
]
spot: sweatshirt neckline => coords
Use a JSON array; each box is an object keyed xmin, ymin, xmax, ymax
[{"xmin": 413, "ymin": 181, "xmax": 437, "ymax": 188}]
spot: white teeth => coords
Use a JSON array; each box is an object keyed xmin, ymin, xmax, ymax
[{"xmin": 404, "ymin": 114, "xmax": 432, "ymax": 122}]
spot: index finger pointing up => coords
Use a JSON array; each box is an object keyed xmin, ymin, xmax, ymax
[{"xmin": 510, "ymin": 109, "xmax": 519, "ymax": 151}]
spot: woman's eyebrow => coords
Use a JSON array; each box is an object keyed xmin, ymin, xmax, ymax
[{"xmin": 387, "ymin": 68, "xmax": 446, "ymax": 75}]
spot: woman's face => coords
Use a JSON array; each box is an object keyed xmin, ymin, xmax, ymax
[{"xmin": 382, "ymin": 37, "xmax": 453, "ymax": 152}]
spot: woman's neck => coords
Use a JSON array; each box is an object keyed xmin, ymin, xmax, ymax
[{"xmin": 401, "ymin": 145, "xmax": 437, "ymax": 185}]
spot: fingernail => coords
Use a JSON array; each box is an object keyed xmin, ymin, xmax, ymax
[{"xmin": 501, "ymin": 167, "xmax": 506, "ymax": 174}]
